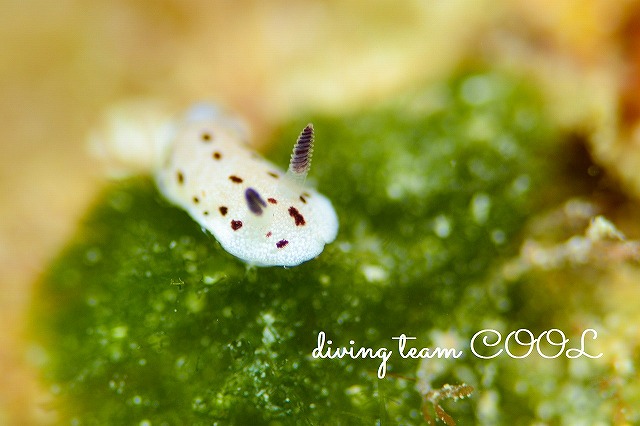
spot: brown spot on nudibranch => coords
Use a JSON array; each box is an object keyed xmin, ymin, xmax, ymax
[
  {"xmin": 177, "ymin": 171, "xmax": 184, "ymax": 185},
  {"xmin": 288, "ymin": 206, "xmax": 306, "ymax": 226},
  {"xmin": 231, "ymin": 220, "xmax": 243, "ymax": 230},
  {"xmin": 266, "ymin": 231, "xmax": 272, "ymax": 238},
  {"xmin": 276, "ymin": 239, "xmax": 289, "ymax": 248},
  {"xmin": 299, "ymin": 195, "xmax": 307, "ymax": 203},
  {"xmin": 267, "ymin": 198, "xmax": 277, "ymax": 204},
  {"xmin": 219, "ymin": 206, "xmax": 228, "ymax": 216},
  {"xmin": 213, "ymin": 151, "xmax": 222, "ymax": 160},
  {"xmin": 193, "ymin": 196, "xmax": 200, "ymax": 204},
  {"xmin": 203, "ymin": 211, "xmax": 209, "ymax": 216},
  {"xmin": 267, "ymin": 172, "xmax": 279, "ymax": 179},
  {"xmin": 201, "ymin": 132, "xmax": 212, "ymax": 142},
  {"xmin": 229, "ymin": 175, "xmax": 243, "ymax": 183}
]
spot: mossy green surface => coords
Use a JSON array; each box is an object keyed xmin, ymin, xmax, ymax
[{"xmin": 32, "ymin": 71, "xmax": 574, "ymax": 424}]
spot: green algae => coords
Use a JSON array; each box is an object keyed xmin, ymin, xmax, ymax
[{"xmin": 31, "ymin": 70, "xmax": 570, "ymax": 424}]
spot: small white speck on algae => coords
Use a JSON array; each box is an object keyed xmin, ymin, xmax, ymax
[
  {"xmin": 471, "ymin": 193, "xmax": 491, "ymax": 225},
  {"xmin": 360, "ymin": 264, "xmax": 388, "ymax": 283},
  {"xmin": 433, "ymin": 215, "xmax": 452, "ymax": 238},
  {"xmin": 109, "ymin": 324, "xmax": 127, "ymax": 339},
  {"xmin": 491, "ymin": 229, "xmax": 506, "ymax": 245},
  {"xmin": 202, "ymin": 272, "xmax": 225, "ymax": 285}
]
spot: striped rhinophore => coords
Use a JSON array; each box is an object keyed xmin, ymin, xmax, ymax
[{"xmin": 288, "ymin": 124, "xmax": 314, "ymax": 179}]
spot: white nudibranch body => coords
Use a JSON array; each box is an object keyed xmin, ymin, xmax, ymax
[{"xmin": 152, "ymin": 104, "xmax": 338, "ymax": 267}]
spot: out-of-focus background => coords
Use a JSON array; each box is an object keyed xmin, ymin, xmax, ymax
[{"xmin": 2, "ymin": 0, "xmax": 640, "ymax": 423}]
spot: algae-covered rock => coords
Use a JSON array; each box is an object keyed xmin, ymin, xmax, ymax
[{"xmin": 31, "ymin": 71, "xmax": 560, "ymax": 424}]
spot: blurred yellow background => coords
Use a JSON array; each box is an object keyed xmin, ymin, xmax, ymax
[{"xmin": 1, "ymin": 0, "xmax": 639, "ymax": 423}]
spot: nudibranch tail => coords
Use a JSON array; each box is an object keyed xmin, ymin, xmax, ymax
[
  {"xmin": 287, "ymin": 123, "xmax": 314, "ymax": 183},
  {"xmin": 245, "ymin": 188, "xmax": 268, "ymax": 215}
]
